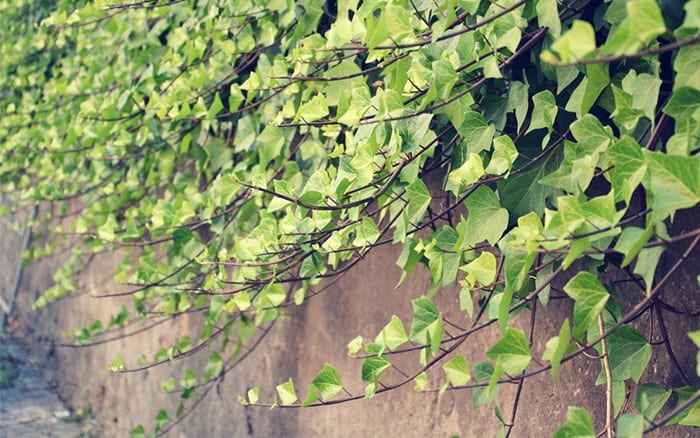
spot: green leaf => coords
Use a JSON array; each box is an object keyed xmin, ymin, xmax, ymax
[
  {"xmin": 486, "ymin": 327, "xmax": 532, "ymax": 375},
  {"xmin": 414, "ymin": 371, "xmax": 428, "ymax": 391},
  {"xmin": 541, "ymin": 319, "xmax": 572, "ymax": 379},
  {"xmin": 247, "ymin": 386, "xmax": 259, "ymax": 404},
  {"xmin": 543, "ymin": 20, "xmax": 596, "ymax": 63},
  {"xmin": 347, "ymin": 335, "xmax": 364, "ymax": 357},
  {"xmin": 563, "ymin": 272, "xmax": 610, "ymax": 340},
  {"xmin": 130, "ymin": 425, "xmax": 145, "ymax": 438},
  {"xmin": 606, "ymin": 136, "xmax": 647, "ymax": 204},
  {"xmin": 537, "ymin": 0, "xmax": 561, "ymax": 38},
  {"xmin": 361, "ymin": 356, "xmax": 391, "ymax": 382},
  {"xmin": 595, "ymin": 325, "xmax": 652, "ymax": 384},
  {"xmin": 634, "ymin": 246, "xmax": 664, "ymax": 294},
  {"xmin": 408, "ymin": 296, "xmax": 443, "ymax": 354},
  {"xmin": 107, "ymin": 353, "xmax": 124, "ymax": 372},
  {"xmin": 472, "ymin": 361, "xmax": 500, "ymax": 408},
  {"xmin": 406, "ymin": 179, "xmax": 432, "ymax": 224},
  {"xmin": 616, "ymin": 413, "xmax": 644, "ymax": 438},
  {"xmin": 614, "ymin": 225, "xmax": 653, "ymax": 267},
  {"xmin": 460, "ymin": 185, "xmax": 509, "ymax": 247},
  {"xmin": 602, "ymin": 0, "xmax": 666, "ymax": 56},
  {"xmin": 642, "ymin": 150, "xmax": 700, "ymax": 220},
  {"xmin": 311, "ymin": 364, "xmax": 343, "ymax": 401},
  {"xmin": 443, "ymin": 354, "xmax": 471, "ymax": 388},
  {"xmin": 486, "ymin": 135, "xmax": 519, "ymax": 175},
  {"xmin": 689, "ymin": 330, "xmax": 700, "ymax": 377},
  {"xmin": 297, "ymin": 93, "xmax": 329, "ymax": 123},
  {"xmin": 527, "ymin": 90, "xmax": 558, "ymax": 136},
  {"xmin": 203, "ymin": 352, "xmax": 223, "ymax": 381},
  {"xmin": 634, "ymin": 383, "xmax": 671, "ymax": 422},
  {"xmin": 276, "ymin": 378, "xmax": 298, "ymax": 405},
  {"xmin": 374, "ymin": 315, "xmax": 409, "ymax": 351},
  {"xmin": 353, "ymin": 216, "xmax": 380, "ymax": 248},
  {"xmin": 458, "ymin": 112, "xmax": 496, "ymax": 155},
  {"xmin": 462, "ymin": 251, "xmax": 497, "ymax": 286},
  {"xmin": 553, "ymin": 407, "xmax": 596, "ymax": 438}
]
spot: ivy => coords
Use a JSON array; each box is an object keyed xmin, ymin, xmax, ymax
[{"xmin": 1, "ymin": 0, "xmax": 699, "ymax": 436}]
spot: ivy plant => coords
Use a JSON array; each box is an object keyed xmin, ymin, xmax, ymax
[{"xmin": 1, "ymin": 0, "xmax": 699, "ymax": 436}]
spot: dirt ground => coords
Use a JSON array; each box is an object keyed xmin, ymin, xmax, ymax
[{"xmin": 1, "ymin": 199, "xmax": 698, "ymax": 437}]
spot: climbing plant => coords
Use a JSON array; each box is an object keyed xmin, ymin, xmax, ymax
[{"xmin": 1, "ymin": 0, "xmax": 699, "ymax": 436}]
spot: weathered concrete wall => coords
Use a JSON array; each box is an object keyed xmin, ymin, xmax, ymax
[{"xmin": 3, "ymin": 205, "xmax": 698, "ymax": 437}]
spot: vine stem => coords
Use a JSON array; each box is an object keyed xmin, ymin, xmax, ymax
[{"xmin": 598, "ymin": 314, "xmax": 613, "ymax": 438}]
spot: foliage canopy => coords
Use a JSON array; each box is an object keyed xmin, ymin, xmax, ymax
[{"xmin": 1, "ymin": 0, "xmax": 699, "ymax": 435}]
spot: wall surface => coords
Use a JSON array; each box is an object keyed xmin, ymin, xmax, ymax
[{"xmin": 2, "ymin": 204, "xmax": 698, "ymax": 437}]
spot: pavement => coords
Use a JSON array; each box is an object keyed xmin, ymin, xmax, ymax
[{"xmin": 0, "ymin": 337, "xmax": 88, "ymax": 438}]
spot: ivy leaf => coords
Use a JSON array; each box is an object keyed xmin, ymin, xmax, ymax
[
  {"xmin": 203, "ymin": 352, "xmax": 223, "ymax": 381},
  {"xmin": 458, "ymin": 112, "xmax": 495, "ymax": 155},
  {"xmin": 347, "ymin": 335, "xmax": 363, "ymax": 357},
  {"xmin": 374, "ymin": 315, "xmax": 409, "ymax": 351},
  {"xmin": 642, "ymin": 150, "xmax": 700, "ymax": 220},
  {"xmin": 486, "ymin": 327, "xmax": 531, "ymax": 375},
  {"xmin": 543, "ymin": 20, "xmax": 596, "ymax": 63},
  {"xmin": 462, "ymin": 251, "xmax": 497, "ymax": 286},
  {"xmin": 247, "ymin": 387, "xmax": 259, "ymax": 404},
  {"xmin": 485, "ymin": 135, "xmax": 519, "ymax": 175},
  {"xmin": 460, "ymin": 185, "xmax": 509, "ymax": 247},
  {"xmin": 276, "ymin": 378, "xmax": 298, "ymax": 405},
  {"xmin": 361, "ymin": 356, "xmax": 391, "ymax": 382},
  {"xmin": 634, "ymin": 383, "xmax": 671, "ymax": 422},
  {"xmin": 563, "ymin": 272, "xmax": 610, "ymax": 340},
  {"xmin": 536, "ymin": 0, "xmax": 561, "ymax": 38},
  {"xmin": 595, "ymin": 325, "xmax": 652, "ymax": 384},
  {"xmin": 541, "ymin": 319, "xmax": 572, "ymax": 379},
  {"xmin": 553, "ymin": 407, "xmax": 596, "ymax": 438},
  {"xmin": 616, "ymin": 413, "xmax": 644, "ymax": 438},
  {"xmin": 602, "ymin": 0, "xmax": 666, "ymax": 56},
  {"xmin": 472, "ymin": 361, "xmax": 500, "ymax": 408},
  {"xmin": 614, "ymin": 225, "xmax": 653, "ymax": 268},
  {"xmin": 297, "ymin": 93, "xmax": 329, "ymax": 123},
  {"xmin": 408, "ymin": 296, "xmax": 443, "ymax": 354},
  {"xmin": 606, "ymin": 136, "xmax": 647, "ymax": 205},
  {"xmin": 442, "ymin": 354, "xmax": 471, "ymax": 389},
  {"xmin": 311, "ymin": 364, "xmax": 343, "ymax": 401},
  {"xmin": 405, "ymin": 179, "xmax": 431, "ymax": 224}
]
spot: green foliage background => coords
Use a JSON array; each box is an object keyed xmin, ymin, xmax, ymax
[{"xmin": 1, "ymin": 0, "xmax": 699, "ymax": 435}]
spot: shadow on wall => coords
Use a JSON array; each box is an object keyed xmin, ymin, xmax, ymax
[{"xmin": 3, "ymin": 203, "xmax": 699, "ymax": 437}]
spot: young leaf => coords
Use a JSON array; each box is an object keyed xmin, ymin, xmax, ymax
[
  {"xmin": 541, "ymin": 319, "xmax": 572, "ymax": 379},
  {"xmin": 443, "ymin": 354, "xmax": 471, "ymax": 388},
  {"xmin": 595, "ymin": 325, "xmax": 651, "ymax": 384},
  {"xmin": 408, "ymin": 296, "xmax": 443, "ymax": 351},
  {"xmin": 616, "ymin": 413, "xmax": 644, "ymax": 438},
  {"xmin": 276, "ymin": 378, "xmax": 298, "ymax": 406},
  {"xmin": 374, "ymin": 315, "xmax": 409, "ymax": 351},
  {"xmin": 563, "ymin": 272, "xmax": 610, "ymax": 340},
  {"xmin": 634, "ymin": 383, "xmax": 671, "ymax": 422},
  {"xmin": 553, "ymin": 407, "xmax": 595, "ymax": 438},
  {"xmin": 361, "ymin": 356, "xmax": 391, "ymax": 383},
  {"xmin": 311, "ymin": 364, "xmax": 343, "ymax": 401},
  {"xmin": 486, "ymin": 327, "xmax": 531, "ymax": 375}
]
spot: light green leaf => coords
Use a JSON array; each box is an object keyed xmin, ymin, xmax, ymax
[
  {"xmin": 458, "ymin": 112, "xmax": 495, "ymax": 155},
  {"xmin": 606, "ymin": 136, "xmax": 647, "ymax": 204},
  {"xmin": 406, "ymin": 179, "xmax": 431, "ymax": 224},
  {"xmin": 311, "ymin": 364, "xmax": 343, "ymax": 401},
  {"xmin": 634, "ymin": 246, "xmax": 664, "ymax": 294},
  {"xmin": 347, "ymin": 335, "xmax": 364, "ymax": 357},
  {"xmin": 537, "ymin": 0, "xmax": 561, "ymax": 38},
  {"xmin": 276, "ymin": 378, "xmax": 298, "ymax": 405},
  {"xmin": 689, "ymin": 330, "xmax": 700, "ymax": 377},
  {"xmin": 486, "ymin": 135, "xmax": 519, "ymax": 175},
  {"xmin": 544, "ymin": 20, "xmax": 596, "ymax": 63},
  {"xmin": 617, "ymin": 413, "xmax": 644, "ymax": 438},
  {"xmin": 462, "ymin": 251, "xmax": 497, "ymax": 286},
  {"xmin": 443, "ymin": 354, "xmax": 471, "ymax": 388},
  {"xmin": 595, "ymin": 325, "xmax": 652, "ymax": 384},
  {"xmin": 472, "ymin": 361, "xmax": 500, "ymax": 408},
  {"xmin": 602, "ymin": 0, "xmax": 666, "ymax": 56},
  {"xmin": 297, "ymin": 93, "xmax": 329, "ymax": 123},
  {"xmin": 460, "ymin": 185, "xmax": 509, "ymax": 247},
  {"xmin": 247, "ymin": 386, "xmax": 259, "ymax": 404},
  {"xmin": 542, "ymin": 319, "xmax": 572, "ymax": 379},
  {"xmin": 563, "ymin": 272, "xmax": 610, "ymax": 340},
  {"xmin": 614, "ymin": 225, "xmax": 653, "ymax": 267},
  {"xmin": 553, "ymin": 407, "xmax": 596, "ymax": 438},
  {"xmin": 374, "ymin": 315, "xmax": 409, "ymax": 351},
  {"xmin": 634, "ymin": 383, "xmax": 671, "ymax": 422},
  {"xmin": 361, "ymin": 356, "xmax": 391, "ymax": 382},
  {"xmin": 643, "ymin": 150, "xmax": 700, "ymax": 220},
  {"xmin": 486, "ymin": 327, "xmax": 531, "ymax": 375},
  {"xmin": 408, "ymin": 296, "xmax": 443, "ymax": 353}
]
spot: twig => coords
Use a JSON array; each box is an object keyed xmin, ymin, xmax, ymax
[{"xmin": 598, "ymin": 315, "xmax": 613, "ymax": 438}]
